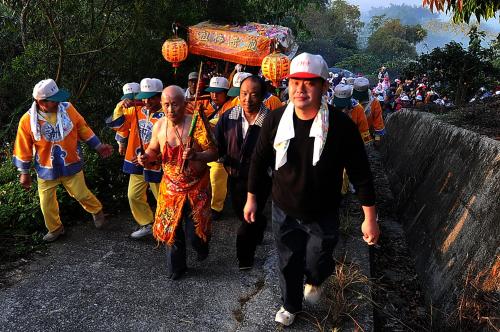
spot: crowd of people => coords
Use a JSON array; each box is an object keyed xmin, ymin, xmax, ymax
[
  {"xmin": 369, "ymin": 66, "xmax": 499, "ymax": 111},
  {"xmin": 12, "ymin": 52, "xmax": 384, "ymax": 327},
  {"xmin": 327, "ymin": 66, "xmax": 457, "ymax": 117}
]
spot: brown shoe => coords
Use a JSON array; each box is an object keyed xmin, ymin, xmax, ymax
[
  {"xmin": 92, "ymin": 210, "xmax": 107, "ymax": 229},
  {"xmin": 43, "ymin": 226, "xmax": 65, "ymax": 242}
]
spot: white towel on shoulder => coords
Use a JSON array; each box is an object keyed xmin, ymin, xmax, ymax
[
  {"xmin": 29, "ymin": 102, "xmax": 69, "ymax": 141},
  {"xmin": 273, "ymin": 99, "xmax": 329, "ymax": 170}
]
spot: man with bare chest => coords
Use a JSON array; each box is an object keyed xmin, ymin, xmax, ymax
[{"xmin": 139, "ymin": 85, "xmax": 217, "ymax": 280}]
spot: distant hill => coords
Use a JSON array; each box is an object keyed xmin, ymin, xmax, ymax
[
  {"xmin": 359, "ymin": 4, "xmax": 500, "ymax": 52},
  {"xmin": 363, "ymin": 3, "xmax": 439, "ymax": 25}
]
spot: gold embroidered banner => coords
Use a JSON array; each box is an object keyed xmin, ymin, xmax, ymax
[{"xmin": 188, "ymin": 21, "xmax": 297, "ymax": 66}]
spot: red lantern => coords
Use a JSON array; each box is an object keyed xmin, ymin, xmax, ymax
[
  {"xmin": 261, "ymin": 51, "xmax": 290, "ymax": 88},
  {"xmin": 162, "ymin": 38, "xmax": 188, "ymax": 68},
  {"xmin": 162, "ymin": 23, "xmax": 188, "ymax": 72}
]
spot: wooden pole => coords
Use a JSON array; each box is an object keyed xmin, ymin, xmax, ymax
[{"xmin": 180, "ymin": 61, "xmax": 204, "ymax": 173}]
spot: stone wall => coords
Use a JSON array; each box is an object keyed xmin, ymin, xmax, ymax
[{"xmin": 380, "ymin": 110, "xmax": 500, "ymax": 319}]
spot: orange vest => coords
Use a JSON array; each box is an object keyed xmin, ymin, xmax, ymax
[
  {"xmin": 347, "ymin": 102, "xmax": 372, "ymax": 144},
  {"xmin": 186, "ymin": 99, "xmax": 233, "ymax": 126},
  {"xmin": 13, "ymin": 102, "xmax": 101, "ymax": 180},
  {"xmin": 228, "ymin": 93, "xmax": 284, "ymax": 111},
  {"xmin": 107, "ymin": 101, "xmax": 164, "ymax": 182},
  {"xmin": 362, "ymin": 99, "xmax": 385, "ymax": 136}
]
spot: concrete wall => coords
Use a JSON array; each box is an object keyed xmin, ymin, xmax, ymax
[{"xmin": 380, "ymin": 110, "xmax": 500, "ymax": 317}]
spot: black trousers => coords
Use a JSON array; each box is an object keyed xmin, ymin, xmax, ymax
[
  {"xmin": 228, "ymin": 176, "xmax": 271, "ymax": 265},
  {"xmin": 165, "ymin": 203, "xmax": 209, "ymax": 275},
  {"xmin": 272, "ymin": 202, "xmax": 339, "ymax": 313}
]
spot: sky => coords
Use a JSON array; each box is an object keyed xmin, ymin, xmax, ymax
[
  {"xmin": 344, "ymin": 0, "xmax": 499, "ymax": 51},
  {"xmin": 346, "ymin": 0, "xmax": 424, "ymax": 12}
]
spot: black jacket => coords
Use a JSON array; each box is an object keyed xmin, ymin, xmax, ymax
[
  {"xmin": 214, "ymin": 104, "xmax": 270, "ymax": 179},
  {"xmin": 248, "ymin": 104, "xmax": 375, "ymax": 220}
]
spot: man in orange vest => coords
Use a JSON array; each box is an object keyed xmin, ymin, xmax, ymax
[
  {"xmin": 13, "ymin": 79, "xmax": 113, "ymax": 242},
  {"xmin": 204, "ymin": 76, "xmax": 233, "ymax": 220},
  {"xmin": 333, "ymin": 83, "xmax": 372, "ymax": 195},
  {"xmin": 352, "ymin": 77, "xmax": 385, "ymax": 146},
  {"xmin": 333, "ymin": 84, "xmax": 372, "ymax": 144},
  {"xmin": 107, "ymin": 78, "xmax": 164, "ymax": 239}
]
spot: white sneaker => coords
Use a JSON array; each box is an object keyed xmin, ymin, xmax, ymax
[
  {"xmin": 130, "ymin": 224, "xmax": 153, "ymax": 239},
  {"xmin": 304, "ymin": 284, "xmax": 322, "ymax": 304},
  {"xmin": 275, "ymin": 306, "xmax": 296, "ymax": 326}
]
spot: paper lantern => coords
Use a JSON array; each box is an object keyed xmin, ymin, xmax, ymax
[
  {"xmin": 162, "ymin": 37, "xmax": 188, "ymax": 68},
  {"xmin": 261, "ymin": 51, "xmax": 290, "ymax": 88}
]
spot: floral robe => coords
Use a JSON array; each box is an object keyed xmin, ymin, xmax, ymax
[{"xmin": 153, "ymin": 117, "xmax": 214, "ymax": 245}]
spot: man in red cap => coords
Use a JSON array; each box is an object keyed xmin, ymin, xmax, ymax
[{"xmin": 244, "ymin": 53, "xmax": 380, "ymax": 326}]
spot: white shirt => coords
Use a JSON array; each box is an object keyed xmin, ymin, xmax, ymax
[
  {"xmin": 241, "ymin": 111, "xmax": 254, "ymax": 137},
  {"xmin": 184, "ymin": 89, "xmax": 195, "ymax": 99}
]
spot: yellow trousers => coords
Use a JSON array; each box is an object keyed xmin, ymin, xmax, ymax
[
  {"xmin": 37, "ymin": 171, "xmax": 102, "ymax": 233},
  {"xmin": 128, "ymin": 174, "xmax": 159, "ymax": 226},
  {"xmin": 208, "ymin": 161, "xmax": 228, "ymax": 212}
]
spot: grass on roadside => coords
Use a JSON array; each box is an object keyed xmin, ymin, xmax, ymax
[
  {"xmin": 300, "ymin": 257, "xmax": 371, "ymax": 332},
  {"xmin": 454, "ymin": 264, "xmax": 500, "ymax": 332}
]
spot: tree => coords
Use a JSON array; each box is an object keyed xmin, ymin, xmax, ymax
[
  {"xmin": 366, "ymin": 19, "xmax": 427, "ymax": 63},
  {"xmin": 0, "ymin": 0, "xmax": 314, "ymax": 138},
  {"xmin": 368, "ymin": 14, "xmax": 388, "ymax": 33},
  {"xmin": 403, "ymin": 27, "xmax": 499, "ymax": 104},
  {"xmin": 367, "ymin": 4, "xmax": 439, "ymax": 26},
  {"xmin": 0, "ymin": 0, "xmax": 320, "ymax": 245},
  {"xmin": 335, "ymin": 53, "xmax": 381, "ymax": 78},
  {"xmin": 491, "ymin": 33, "xmax": 500, "ymax": 70},
  {"xmin": 204, "ymin": 0, "xmax": 317, "ymax": 33},
  {"xmin": 336, "ymin": 17, "xmax": 429, "ymax": 79},
  {"xmin": 422, "ymin": 0, "xmax": 500, "ymax": 23},
  {"xmin": 298, "ymin": 0, "xmax": 363, "ymax": 65}
]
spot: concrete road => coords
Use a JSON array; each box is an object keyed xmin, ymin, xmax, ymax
[{"xmin": 0, "ymin": 203, "xmax": 371, "ymax": 332}]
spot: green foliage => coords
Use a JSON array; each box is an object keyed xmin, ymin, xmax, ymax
[
  {"xmin": 335, "ymin": 53, "xmax": 381, "ymax": 78},
  {"xmin": 0, "ymin": 0, "xmax": 316, "ymax": 134},
  {"xmin": 490, "ymin": 34, "xmax": 500, "ymax": 70},
  {"xmin": 0, "ymin": 161, "xmax": 43, "ymax": 234},
  {"xmin": 368, "ymin": 14, "xmax": 388, "ymax": 33},
  {"xmin": 79, "ymin": 137, "xmax": 129, "ymax": 212},
  {"xmin": 0, "ymin": 0, "xmax": 314, "ymax": 258},
  {"xmin": 367, "ymin": 19, "xmax": 426, "ymax": 63},
  {"xmin": 337, "ymin": 18, "xmax": 428, "ymax": 78},
  {"xmin": 0, "ymin": 142, "xmax": 128, "ymax": 238},
  {"xmin": 422, "ymin": 0, "xmax": 500, "ymax": 24},
  {"xmin": 402, "ymin": 29, "xmax": 500, "ymax": 104},
  {"xmin": 298, "ymin": 0, "xmax": 363, "ymax": 65},
  {"xmin": 0, "ymin": 156, "xmax": 45, "ymax": 260}
]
